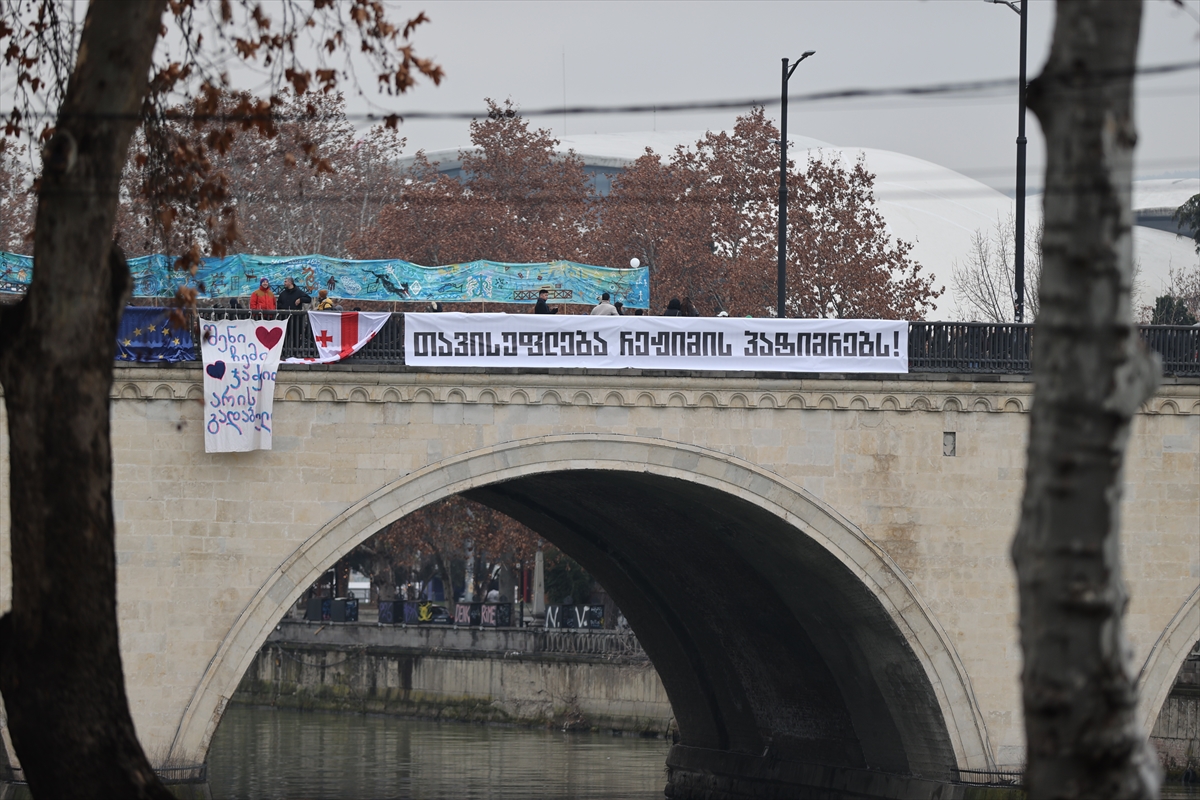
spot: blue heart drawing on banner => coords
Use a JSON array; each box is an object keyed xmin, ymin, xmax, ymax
[{"xmin": 206, "ymin": 361, "xmax": 226, "ymax": 380}]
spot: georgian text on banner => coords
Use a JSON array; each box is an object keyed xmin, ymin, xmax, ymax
[
  {"xmin": 200, "ymin": 317, "xmax": 287, "ymax": 452},
  {"xmin": 404, "ymin": 313, "xmax": 908, "ymax": 373}
]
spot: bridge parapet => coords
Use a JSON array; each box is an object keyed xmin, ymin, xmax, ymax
[
  {"xmin": 190, "ymin": 309, "xmax": 1200, "ymax": 377},
  {"xmin": 109, "ymin": 363, "xmax": 1198, "ymax": 418}
]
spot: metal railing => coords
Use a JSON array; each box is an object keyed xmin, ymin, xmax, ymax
[
  {"xmin": 180, "ymin": 311, "xmax": 1200, "ymax": 376},
  {"xmin": 533, "ymin": 629, "xmax": 648, "ymax": 661},
  {"xmin": 952, "ymin": 765, "xmax": 1024, "ymax": 787},
  {"xmin": 908, "ymin": 322, "xmax": 1032, "ymax": 374},
  {"xmin": 1176, "ymin": 655, "xmax": 1200, "ymax": 687},
  {"xmin": 1140, "ymin": 325, "xmax": 1200, "ymax": 377},
  {"xmin": 3, "ymin": 764, "xmax": 207, "ymax": 786},
  {"xmin": 197, "ymin": 308, "xmax": 406, "ymax": 364}
]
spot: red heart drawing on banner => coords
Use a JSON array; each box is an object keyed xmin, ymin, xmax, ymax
[
  {"xmin": 205, "ymin": 361, "xmax": 226, "ymax": 380},
  {"xmin": 256, "ymin": 326, "xmax": 283, "ymax": 349}
]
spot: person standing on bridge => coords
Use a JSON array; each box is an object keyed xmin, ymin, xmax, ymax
[
  {"xmin": 249, "ymin": 277, "xmax": 276, "ymax": 310},
  {"xmin": 590, "ymin": 292, "xmax": 619, "ymax": 316},
  {"xmin": 534, "ymin": 289, "xmax": 559, "ymax": 314},
  {"xmin": 277, "ymin": 276, "xmax": 311, "ymax": 312},
  {"xmin": 314, "ymin": 289, "xmax": 336, "ymax": 311}
]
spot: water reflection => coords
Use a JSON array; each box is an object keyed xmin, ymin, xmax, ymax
[{"xmin": 208, "ymin": 705, "xmax": 670, "ymax": 799}]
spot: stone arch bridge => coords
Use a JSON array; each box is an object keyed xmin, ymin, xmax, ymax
[{"xmin": 1, "ymin": 364, "xmax": 1197, "ymax": 798}]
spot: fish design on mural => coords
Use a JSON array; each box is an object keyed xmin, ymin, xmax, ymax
[{"xmin": 367, "ymin": 270, "xmax": 410, "ymax": 298}]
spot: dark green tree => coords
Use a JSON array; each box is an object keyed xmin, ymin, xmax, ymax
[
  {"xmin": 1173, "ymin": 193, "xmax": 1200, "ymax": 254},
  {"xmin": 544, "ymin": 548, "xmax": 594, "ymax": 606},
  {"xmin": 1150, "ymin": 294, "xmax": 1198, "ymax": 326}
]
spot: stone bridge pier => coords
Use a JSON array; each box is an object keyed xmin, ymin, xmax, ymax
[{"xmin": 1, "ymin": 366, "xmax": 1197, "ymax": 799}]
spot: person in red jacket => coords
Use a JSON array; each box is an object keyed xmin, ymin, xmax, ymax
[{"xmin": 250, "ymin": 278, "xmax": 276, "ymax": 310}]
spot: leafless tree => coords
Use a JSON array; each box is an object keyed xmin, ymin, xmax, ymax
[
  {"xmin": 952, "ymin": 212, "xmax": 1042, "ymax": 322},
  {"xmin": 0, "ymin": 142, "xmax": 33, "ymax": 253},
  {"xmin": 1163, "ymin": 262, "xmax": 1200, "ymax": 320},
  {"xmin": 117, "ymin": 91, "xmax": 408, "ymax": 261},
  {"xmin": 0, "ymin": 2, "xmax": 440, "ymax": 796}
]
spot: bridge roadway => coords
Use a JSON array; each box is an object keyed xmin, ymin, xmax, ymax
[{"xmin": 1, "ymin": 364, "xmax": 1197, "ymax": 798}]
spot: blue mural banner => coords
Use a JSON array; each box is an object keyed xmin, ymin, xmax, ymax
[
  {"xmin": 0, "ymin": 251, "xmax": 650, "ymax": 309},
  {"xmin": 0, "ymin": 252, "xmax": 31, "ymax": 295},
  {"xmin": 116, "ymin": 307, "xmax": 195, "ymax": 363}
]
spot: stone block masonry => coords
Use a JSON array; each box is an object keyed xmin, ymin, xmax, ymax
[
  {"xmin": 0, "ymin": 364, "xmax": 1194, "ymax": 796},
  {"xmin": 1151, "ymin": 658, "xmax": 1200, "ymax": 777}
]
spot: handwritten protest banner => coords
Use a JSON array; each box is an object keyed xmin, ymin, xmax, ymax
[{"xmin": 200, "ymin": 317, "xmax": 287, "ymax": 452}]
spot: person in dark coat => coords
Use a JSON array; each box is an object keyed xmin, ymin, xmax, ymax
[
  {"xmin": 534, "ymin": 289, "xmax": 559, "ymax": 314},
  {"xmin": 681, "ymin": 297, "xmax": 700, "ymax": 317},
  {"xmin": 663, "ymin": 298, "xmax": 682, "ymax": 316},
  {"xmin": 277, "ymin": 277, "xmax": 311, "ymax": 312}
]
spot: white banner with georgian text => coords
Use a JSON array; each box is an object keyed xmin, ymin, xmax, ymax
[
  {"xmin": 200, "ymin": 317, "xmax": 287, "ymax": 452},
  {"xmin": 404, "ymin": 313, "xmax": 907, "ymax": 373}
]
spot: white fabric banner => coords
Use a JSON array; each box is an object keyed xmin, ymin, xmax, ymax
[
  {"xmin": 404, "ymin": 313, "xmax": 908, "ymax": 373},
  {"xmin": 200, "ymin": 317, "xmax": 288, "ymax": 452},
  {"xmin": 283, "ymin": 310, "xmax": 391, "ymax": 364}
]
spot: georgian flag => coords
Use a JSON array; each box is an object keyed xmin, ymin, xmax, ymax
[{"xmin": 284, "ymin": 311, "xmax": 391, "ymax": 364}]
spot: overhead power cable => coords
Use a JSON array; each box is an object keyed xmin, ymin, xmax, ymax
[
  {"xmin": 365, "ymin": 61, "xmax": 1199, "ymax": 123},
  {"xmin": 2, "ymin": 60, "xmax": 1195, "ymax": 124}
]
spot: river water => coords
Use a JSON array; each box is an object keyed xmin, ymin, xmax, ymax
[
  {"xmin": 205, "ymin": 706, "xmax": 1200, "ymax": 800},
  {"xmin": 207, "ymin": 705, "xmax": 671, "ymax": 799}
]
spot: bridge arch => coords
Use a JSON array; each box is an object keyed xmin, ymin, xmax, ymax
[
  {"xmin": 1138, "ymin": 587, "xmax": 1200, "ymax": 736},
  {"xmin": 167, "ymin": 434, "xmax": 994, "ymax": 778}
]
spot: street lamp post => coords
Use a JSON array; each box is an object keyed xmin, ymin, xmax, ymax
[
  {"xmin": 988, "ymin": 0, "xmax": 1028, "ymax": 322},
  {"xmin": 777, "ymin": 51, "xmax": 815, "ymax": 319}
]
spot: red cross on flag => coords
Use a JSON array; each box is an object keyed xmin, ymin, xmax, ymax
[{"xmin": 283, "ymin": 311, "xmax": 391, "ymax": 364}]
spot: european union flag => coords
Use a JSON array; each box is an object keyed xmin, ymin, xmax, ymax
[{"xmin": 116, "ymin": 307, "xmax": 195, "ymax": 363}]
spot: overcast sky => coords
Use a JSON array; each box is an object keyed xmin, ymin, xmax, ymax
[{"xmin": 343, "ymin": 0, "xmax": 1200, "ymax": 195}]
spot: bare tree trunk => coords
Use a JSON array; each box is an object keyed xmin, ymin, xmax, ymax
[
  {"xmin": 433, "ymin": 551, "xmax": 454, "ymax": 612},
  {"xmin": 1015, "ymin": 1, "xmax": 1161, "ymax": 797},
  {"xmin": 0, "ymin": 2, "xmax": 172, "ymax": 798}
]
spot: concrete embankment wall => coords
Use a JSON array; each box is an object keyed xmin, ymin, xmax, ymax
[
  {"xmin": 1153, "ymin": 695, "xmax": 1199, "ymax": 771},
  {"xmin": 232, "ymin": 620, "xmax": 673, "ymax": 735},
  {"xmin": 1151, "ymin": 659, "xmax": 1200, "ymax": 774}
]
